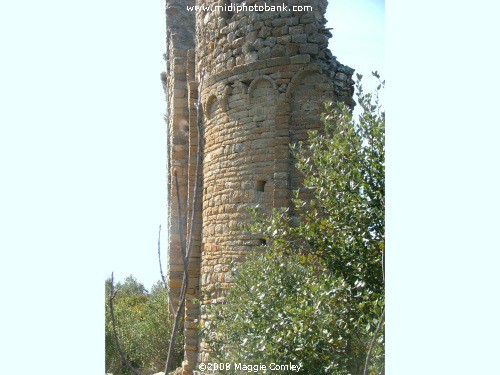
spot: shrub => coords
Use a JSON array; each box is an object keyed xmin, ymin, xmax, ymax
[{"xmin": 105, "ymin": 276, "xmax": 184, "ymax": 374}]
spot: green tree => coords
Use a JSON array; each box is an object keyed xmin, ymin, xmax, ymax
[
  {"xmin": 202, "ymin": 74, "xmax": 385, "ymax": 374},
  {"xmin": 105, "ymin": 276, "xmax": 184, "ymax": 375},
  {"xmin": 119, "ymin": 275, "xmax": 148, "ymax": 296},
  {"xmin": 203, "ymin": 251, "xmax": 367, "ymax": 374}
]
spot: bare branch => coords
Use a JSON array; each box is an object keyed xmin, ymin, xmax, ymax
[
  {"xmin": 178, "ymin": 72, "xmax": 206, "ymax": 313},
  {"xmin": 164, "ymin": 170, "xmax": 189, "ymax": 374},
  {"xmin": 157, "ymin": 224, "xmax": 175, "ymax": 312},
  {"xmin": 108, "ymin": 272, "xmax": 143, "ymax": 375},
  {"xmin": 164, "ymin": 70, "xmax": 205, "ymax": 375},
  {"xmin": 186, "ymin": 71, "xmax": 205, "ymax": 262},
  {"xmin": 174, "ymin": 169, "xmax": 189, "ymax": 292},
  {"xmin": 363, "ymin": 306, "xmax": 385, "ymax": 375}
]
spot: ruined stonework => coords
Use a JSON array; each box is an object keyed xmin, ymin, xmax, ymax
[{"xmin": 163, "ymin": 1, "xmax": 354, "ymax": 373}]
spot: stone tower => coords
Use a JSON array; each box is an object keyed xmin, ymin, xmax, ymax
[{"xmin": 164, "ymin": 0, "xmax": 354, "ymax": 373}]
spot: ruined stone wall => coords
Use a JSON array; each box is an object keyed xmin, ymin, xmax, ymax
[
  {"xmin": 165, "ymin": 1, "xmax": 354, "ymax": 373},
  {"xmin": 164, "ymin": 1, "xmax": 202, "ymax": 373}
]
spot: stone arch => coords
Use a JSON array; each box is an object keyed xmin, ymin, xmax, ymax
[
  {"xmin": 225, "ymin": 82, "xmax": 247, "ymax": 112},
  {"xmin": 205, "ymin": 94, "xmax": 219, "ymax": 120},
  {"xmin": 230, "ymin": 81, "xmax": 249, "ymax": 106},
  {"xmin": 285, "ymin": 66, "xmax": 322, "ymax": 99},
  {"xmin": 247, "ymin": 75, "xmax": 277, "ymax": 105}
]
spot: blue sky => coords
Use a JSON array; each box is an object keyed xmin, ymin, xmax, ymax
[
  {"xmin": 2, "ymin": 0, "xmax": 500, "ymax": 374},
  {"xmin": 326, "ymin": 0, "xmax": 385, "ymax": 83}
]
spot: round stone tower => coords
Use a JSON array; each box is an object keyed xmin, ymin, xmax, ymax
[{"xmin": 165, "ymin": 0, "xmax": 354, "ymax": 373}]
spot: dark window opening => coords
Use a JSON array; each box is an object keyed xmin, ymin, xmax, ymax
[
  {"xmin": 258, "ymin": 238, "xmax": 267, "ymax": 246},
  {"xmin": 255, "ymin": 180, "xmax": 266, "ymax": 192}
]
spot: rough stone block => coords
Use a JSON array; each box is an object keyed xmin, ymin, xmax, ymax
[
  {"xmin": 290, "ymin": 54, "xmax": 311, "ymax": 64},
  {"xmin": 277, "ymin": 35, "xmax": 292, "ymax": 44},
  {"xmin": 267, "ymin": 56, "xmax": 290, "ymax": 67},
  {"xmin": 308, "ymin": 33, "xmax": 328, "ymax": 44},
  {"xmin": 291, "ymin": 33, "xmax": 308, "ymax": 43},
  {"xmin": 258, "ymin": 26, "xmax": 271, "ymax": 38},
  {"xmin": 289, "ymin": 25, "xmax": 304, "ymax": 34},
  {"xmin": 245, "ymin": 30, "xmax": 259, "ymax": 43},
  {"xmin": 270, "ymin": 45, "xmax": 287, "ymax": 58},
  {"xmin": 286, "ymin": 42, "xmax": 300, "ymax": 56},
  {"xmin": 235, "ymin": 55, "xmax": 245, "ymax": 66},
  {"xmin": 257, "ymin": 46, "xmax": 271, "ymax": 60},
  {"xmin": 299, "ymin": 43, "xmax": 319, "ymax": 54},
  {"xmin": 232, "ymin": 37, "xmax": 245, "ymax": 49},
  {"xmin": 245, "ymin": 51, "xmax": 258, "ymax": 63},
  {"xmin": 272, "ymin": 25, "xmax": 288, "ymax": 36},
  {"xmin": 304, "ymin": 23, "xmax": 318, "ymax": 35},
  {"xmin": 272, "ymin": 18, "xmax": 287, "ymax": 27},
  {"xmin": 299, "ymin": 13, "xmax": 315, "ymax": 24}
]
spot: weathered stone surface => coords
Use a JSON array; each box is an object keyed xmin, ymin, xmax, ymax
[
  {"xmin": 291, "ymin": 33, "xmax": 308, "ymax": 43},
  {"xmin": 257, "ymin": 46, "xmax": 271, "ymax": 59},
  {"xmin": 290, "ymin": 53, "xmax": 311, "ymax": 64},
  {"xmin": 299, "ymin": 42, "xmax": 319, "ymax": 54}
]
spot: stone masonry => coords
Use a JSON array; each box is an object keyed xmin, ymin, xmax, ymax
[{"xmin": 163, "ymin": 1, "xmax": 354, "ymax": 373}]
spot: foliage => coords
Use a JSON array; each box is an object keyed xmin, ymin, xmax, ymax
[
  {"xmin": 203, "ymin": 251, "xmax": 368, "ymax": 374},
  {"xmin": 105, "ymin": 276, "xmax": 184, "ymax": 375},
  {"xmin": 202, "ymin": 74, "xmax": 385, "ymax": 374}
]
